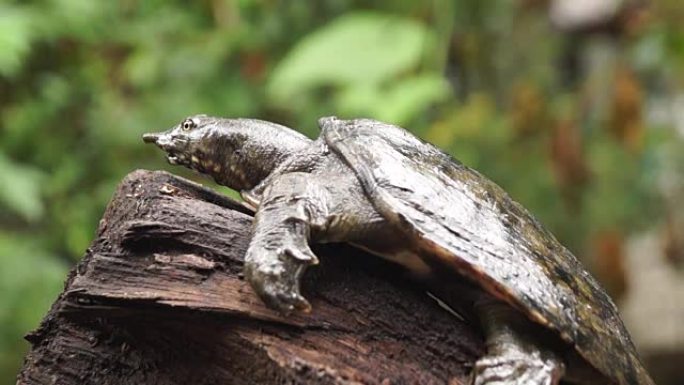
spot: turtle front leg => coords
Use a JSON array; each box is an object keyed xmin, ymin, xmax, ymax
[
  {"xmin": 244, "ymin": 173, "xmax": 326, "ymax": 314},
  {"xmin": 471, "ymin": 299, "xmax": 565, "ymax": 385}
]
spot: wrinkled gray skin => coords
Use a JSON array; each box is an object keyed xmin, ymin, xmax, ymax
[{"xmin": 142, "ymin": 115, "xmax": 607, "ymax": 385}]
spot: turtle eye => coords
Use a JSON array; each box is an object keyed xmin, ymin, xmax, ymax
[{"xmin": 181, "ymin": 119, "xmax": 196, "ymax": 131}]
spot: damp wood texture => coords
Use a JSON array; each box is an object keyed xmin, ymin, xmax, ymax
[{"xmin": 17, "ymin": 170, "xmax": 483, "ymax": 385}]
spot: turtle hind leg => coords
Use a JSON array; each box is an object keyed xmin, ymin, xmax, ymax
[
  {"xmin": 472, "ymin": 351, "xmax": 564, "ymax": 385},
  {"xmin": 471, "ymin": 299, "xmax": 565, "ymax": 385}
]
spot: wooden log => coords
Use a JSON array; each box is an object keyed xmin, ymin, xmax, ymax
[{"xmin": 17, "ymin": 170, "xmax": 483, "ymax": 385}]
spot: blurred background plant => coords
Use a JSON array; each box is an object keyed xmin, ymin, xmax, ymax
[{"xmin": 1, "ymin": 0, "xmax": 683, "ymax": 383}]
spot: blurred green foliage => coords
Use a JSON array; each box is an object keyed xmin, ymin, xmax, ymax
[{"xmin": 1, "ymin": 0, "xmax": 683, "ymax": 383}]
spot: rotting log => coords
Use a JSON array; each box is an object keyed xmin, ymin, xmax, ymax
[{"xmin": 17, "ymin": 170, "xmax": 483, "ymax": 385}]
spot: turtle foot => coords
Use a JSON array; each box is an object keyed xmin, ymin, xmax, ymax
[
  {"xmin": 244, "ymin": 257, "xmax": 312, "ymax": 315},
  {"xmin": 470, "ymin": 351, "xmax": 564, "ymax": 385},
  {"xmin": 244, "ymin": 241, "xmax": 317, "ymax": 315}
]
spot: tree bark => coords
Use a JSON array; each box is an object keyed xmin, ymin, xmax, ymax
[{"xmin": 17, "ymin": 170, "xmax": 483, "ymax": 385}]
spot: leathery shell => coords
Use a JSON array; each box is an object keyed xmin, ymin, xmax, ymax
[{"xmin": 321, "ymin": 117, "xmax": 654, "ymax": 385}]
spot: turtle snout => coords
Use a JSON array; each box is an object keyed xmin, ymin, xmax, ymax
[
  {"xmin": 142, "ymin": 131, "xmax": 177, "ymax": 150},
  {"xmin": 142, "ymin": 133, "xmax": 160, "ymax": 144}
]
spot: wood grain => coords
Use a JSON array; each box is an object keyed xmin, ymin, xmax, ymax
[{"xmin": 17, "ymin": 170, "xmax": 483, "ymax": 385}]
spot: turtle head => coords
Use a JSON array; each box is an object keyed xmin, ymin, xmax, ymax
[
  {"xmin": 142, "ymin": 115, "xmax": 212, "ymax": 169},
  {"xmin": 143, "ymin": 114, "xmax": 311, "ymax": 191}
]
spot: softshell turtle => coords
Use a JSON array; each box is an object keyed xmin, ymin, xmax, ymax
[{"xmin": 143, "ymin": 115, "xmax": 654, "ymax": 385}]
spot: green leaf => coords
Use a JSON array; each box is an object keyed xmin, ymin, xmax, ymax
[
  {"xmin": 374, "ymin": 73, "xmax": 450, "ymax": 124},
  {"xmin": 0, "ymin": 153, "xmax": 46, "ymax": 222},
  {"xmin": 267, "ymin": 12, "xmax": 434, "ymax": 102},
  {"xmin": 0, "ymin": 6, "xmax": 34, "ymax": 77},
  {"xmin": 336, "ymin": 73, "xmax": 449, "ymax": 125}
]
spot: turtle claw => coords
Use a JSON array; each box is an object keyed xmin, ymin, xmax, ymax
[
  {"xmin": 470, "ymin": 352, "xmax": 563, "ymax": 385},
  {"xmin": 284, "ymin": 246, "xmax": 319, "ymax": 265},
  {"xmin": 258, "ymin": 282, "xmax": 311, "ymax": 315},
  {"xmin": 260, "ymin": 287, "xmax": 311, "ymax": 315},
  {"xmin": 288, "ymin": 292, "xmax": 312, "ymax": 313}
]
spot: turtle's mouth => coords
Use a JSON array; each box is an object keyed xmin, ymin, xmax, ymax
[
  {"xmin": 142, "ymin": 132, "xmax": 191, "ymax": 166},
  {"xmin": 166, "ymin": 152, "xmax": 189, "ymax": 166}
]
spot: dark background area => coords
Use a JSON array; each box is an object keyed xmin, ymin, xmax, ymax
[{"xmin": 1, "ymin": 1, "xmax": 683, "ymax": 383}]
